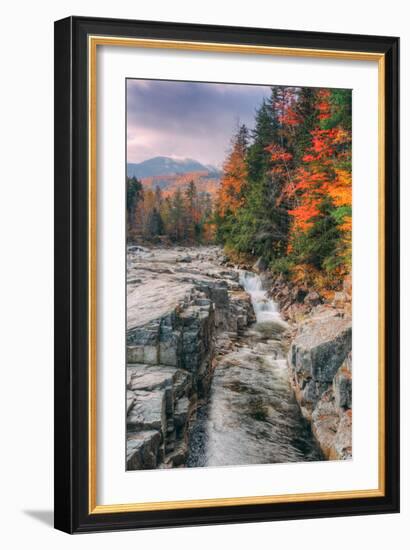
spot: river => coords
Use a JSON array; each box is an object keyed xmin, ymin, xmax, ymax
[{"xmin": 187, "ymin": 270, "xmax": 323, "ymax": 466}]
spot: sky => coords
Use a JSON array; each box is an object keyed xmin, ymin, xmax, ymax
[{"xmin": 126, "ymin": 79, "xmax": 271, "ymax": 168}]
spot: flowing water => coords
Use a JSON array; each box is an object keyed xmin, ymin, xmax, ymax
[{"xmin": 187, "ymin": 271, "xmax": 323, "ymax": 467}]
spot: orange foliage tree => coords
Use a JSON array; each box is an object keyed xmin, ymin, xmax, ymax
[
  {"xmin": 275, "ymin": 88, "xmax": 352, "ymax": 274},
  {"xmin": 218, "ymin": 124, "xmax": 249, "ymax": 217}
]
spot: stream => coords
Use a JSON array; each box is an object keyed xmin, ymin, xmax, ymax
[{"xmin": 187, "ymin": 270, "xmax": 323, "ymax": 467}]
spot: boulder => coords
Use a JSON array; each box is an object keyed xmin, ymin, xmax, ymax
[
  {"xmin": 288, "ymin": 313, "xmax": 351, "ymax": 419},
  {"xmin": 127, "ymin": 389, "xmax": 167, "ymax": 437},
  {"xmin": 304, "ymin": 290, "xmax": 322, "ymax": 307},
  {"xmin": 330, "ymin": 410, "xmax": 352, "ymax": 460},
  {"xmin": 127, "ymin": 345, "xmax": 145, "ymax": 364},
  {"xmin": 312, "ymin": 392, "xmax": 352, "ymax": 461},
  {"xmin": 304, "ymin": 359, "xmax": 352, "ymax": 460},
  {"xmin": 343, "ymin": 273, "xmax": 352, "ymax": 298},
  {"xmin": 253, "ymin": 257, "xmax": 268, "ymax": 273},
  {"xmin": 332, "ymin": 291, "xmax": 349, "ymax": 309},
  {"xmin": 159, "ymin": 328, "xmax": 181, "ymax": 367},
  {"xmin": 127, "ymin": 319, "xmax": 161, "ymax": 363},
  {"xmin": 127, "ymin": 364, "xmax": 178, "ymax": 392},
  {"xmin": 127, "ymin": 390, "xmax": 136, "ymax": 414},
  {"xmin": 311, "ymin": 388, "xmax": 340, "ymax": 458},
  {"xmin": 290, "ymin": 316, "xmax": 351, "ymax": 382},
  {"xmin": 259, "ymin": 271, "xmax": 273, "ymax": 288},
  {"xmin": 174, "ymin": 396, "xmax": 190, "ymax": 430},
  {"xmin": 163, "ymin": 441, "xmax": 188, "ymax": 467},
  {"xmin": 333, "ymin": 357, "xmax": 352, "ymax": 410},
  {"xmin": 292, "ymin": 286, "xmax": 308, "ymax": 303},
  {"xmin": 172, "ymin": 369, "xmax": 193, "ymax": 398}
]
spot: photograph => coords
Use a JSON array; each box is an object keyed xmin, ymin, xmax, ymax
[
  {"xmin": 53, "ymin": 13, "xmax": 399, "ymax": 534},
  {"xmin": 125, "ymin": 79, "xmax": 353, "ymax": 471}
]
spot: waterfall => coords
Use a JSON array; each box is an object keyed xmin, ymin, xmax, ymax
[{"xmin": 239, "ymin": 271, "xmax": 285, "ymax": 327}]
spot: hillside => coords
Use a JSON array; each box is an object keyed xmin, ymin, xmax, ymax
[
  {"xmin": 127, "ymin": 156, "xmax": 220, "ymax": 179},
  {"xmin": 140, "ymin": 171, "xmax": 220, "ymax": 198}
]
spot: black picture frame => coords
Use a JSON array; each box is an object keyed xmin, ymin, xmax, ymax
[{"xmin": 54, "ymin": 15, "xmax": 400, "ymax": 534}]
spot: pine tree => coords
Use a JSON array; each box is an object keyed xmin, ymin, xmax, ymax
[
  {"xmin": 246, "ymin": 95, "xmax": 279, "ymax": 182},
  {"xmin": 184, "ymin": 180, "xmax": 198, "ymax": 241},
  {"xmin": 126, "ymin": 176, "xmax": 143, "ymax": 239},
  {"xmin": 169, "ymin": 189, "xmax": 186, "ymax": 242},
  {"xmin": 147, "ymin": 208, "xmax": 164, "ymax": 237},
  {"xmin": 228, "ymin": 89, "xmax": 294, "ymax": 260}
]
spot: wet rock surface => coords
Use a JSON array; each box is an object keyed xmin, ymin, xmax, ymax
[
  {"xmin": 287, "ymin": 305, "xmax": 352, "ymax": 460},
  {"xmin": 187, "ymin": 328, "xmax": 322, "ymax": 467},
  {"xmin": 288, "ymin": 312, "xmax": 352, "ymax": 418}
]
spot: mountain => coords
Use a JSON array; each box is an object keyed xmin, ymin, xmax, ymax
[{"xmin": 127, "ymin": 156, "xmax": 220, "ymax": 179}]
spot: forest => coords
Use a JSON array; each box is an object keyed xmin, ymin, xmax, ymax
[
  {"xmin": 127, "ymin": 85, "xmax": 352, "ymax": 290},
  {"xmin": 127, "ymin": 178, "xmax": 214, "ymax": 243}
]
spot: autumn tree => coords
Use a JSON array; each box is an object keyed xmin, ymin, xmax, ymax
[
  {"xmin": 218, "ymin": 124, "xmax": 249, "ymax": 216},
  {"xmin": 214, "ymin": 85, "xmax": 352, "ymax": 289},
  {"xmin": 215, "ymin": 124, "xmax": 249, "ymax": 244},
  {"xmin": 283, "ymin": 88, "xmax": 352, "ymax": 278},
  {"xmin": 219, "ymin": 90, "xmax": 291, "ymax": 260}
]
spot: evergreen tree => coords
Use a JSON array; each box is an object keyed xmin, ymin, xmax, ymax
[
  {"xmin": 147, "ymin": 207, "xmax": 164, "ymax": 236},
  {"xmin": 226, "ymin": 89, "xmax": 294, "ymax": 260},
  {"xmin": 184, "ymin": 180, "xmax": 198, "ymax": 241},
  {"xmin": 246, "ymin": 94, "xmax": 279, "ymax": 183},
  {"xmin": 126, "ymin": 176, "xmax": 143, "ymax": 238},
  {"xmin": 169, "ymin": 189, "xmax": 186, "ymax": 242}
]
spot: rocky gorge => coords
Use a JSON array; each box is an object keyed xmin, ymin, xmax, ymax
[
  {"xmin": 268, "ymin": 271, "xmax": 352, "ymax": 460},
  {"xmin": 126, "ymin": 245, "xmax": 352, "ymax": 470}
]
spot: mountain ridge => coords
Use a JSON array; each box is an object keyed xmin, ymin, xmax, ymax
[{"xmin": 127, "ymin": 156, "xmax": 220, "ymax": 179}]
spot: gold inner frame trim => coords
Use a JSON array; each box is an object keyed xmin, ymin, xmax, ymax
[{"xmin": 88, "ymin": 35, "xmax": 386, "ymax": 514}]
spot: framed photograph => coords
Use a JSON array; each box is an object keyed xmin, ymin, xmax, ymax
[{"xmin": 54, "ymin": 16, "xmax": 399, "ymax": 533}]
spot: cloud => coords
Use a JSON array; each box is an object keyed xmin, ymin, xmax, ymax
[{"xmin": 126, "ymin": 79, "xmax": 270, "ymax": 166}]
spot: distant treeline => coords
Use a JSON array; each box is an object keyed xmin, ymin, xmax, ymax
[
  {"xmin": 214, "ymin": 86, "xmax": 352, "ymax": 289},
  {"xmin": 127, "ymin": 179, "xmax": 214, "ymax": 244}
]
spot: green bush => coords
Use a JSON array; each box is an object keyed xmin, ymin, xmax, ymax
[{"xmin": 269, "ymin": 257, "xmax": 294, "ymax": 278}]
